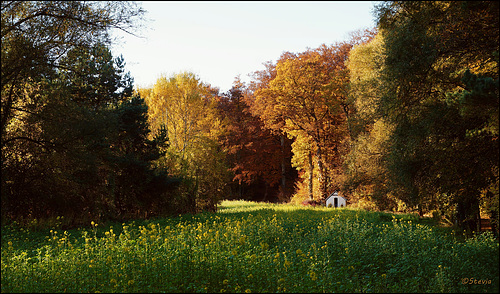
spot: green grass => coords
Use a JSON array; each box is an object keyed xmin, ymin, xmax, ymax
[{"xmin": 1, "ymin": 200, "xmax": 499, "ymax": 293}]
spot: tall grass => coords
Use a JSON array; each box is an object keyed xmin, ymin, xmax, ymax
[{"xmin": 1, "ymin": 200, "xmax": 498, "ymax": 293}]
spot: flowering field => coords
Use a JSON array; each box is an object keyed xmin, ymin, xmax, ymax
[{"xmin": 1, "ymin": 200, "xmax": 498, "ymax": 293}]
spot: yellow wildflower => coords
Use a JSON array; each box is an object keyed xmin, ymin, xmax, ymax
[{"xmin": 239, "ymin": 236, "xmax": 246, "ymax": 245}]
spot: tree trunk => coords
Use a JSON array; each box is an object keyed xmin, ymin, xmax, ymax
[
  {"xmin": 263, "ymin": 181, "xmax": 268, "ymax": 202},
  {"xmin": 316, "ymin": 146, "xmax": 328, "ymax": 200},
  {"xmin": 456, "ymin": 196, "xmax": 480, "ymax": 233},
  {"xmin": 237, "ymin": 150, "xmax": 243, "ymax": 199},
  {"xmin": 280, "ymin": 135, "xmax": 286, "ymax": 196},
  {"xmin": 308, "ymin": 151, "xmax": 314, "ymax": 200}
]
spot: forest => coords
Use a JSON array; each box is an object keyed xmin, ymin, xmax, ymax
[{"xmin": 1, "ymin": 1, "xmax": 498, "ymax": 234}]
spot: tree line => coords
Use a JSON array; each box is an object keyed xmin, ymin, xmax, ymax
[{"xmin": 2, "ymin": 1, "xmax": 498, "ymax": 233}]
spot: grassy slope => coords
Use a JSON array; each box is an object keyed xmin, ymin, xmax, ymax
[{"xmin": 1, "ymin": 200, "xmax": 499, "ymax": 293}]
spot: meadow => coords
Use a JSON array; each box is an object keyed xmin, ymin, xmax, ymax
[{"xmin": 1, "ymin": 200, "xmax": 498, "ymax": 293}]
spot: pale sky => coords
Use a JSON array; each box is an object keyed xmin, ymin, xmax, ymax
[{"xmin": 110, "ymin": 1, "xmax": 379, "ymax": 94}]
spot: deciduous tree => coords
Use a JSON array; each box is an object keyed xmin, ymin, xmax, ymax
[
  {"xmin": 143, "ymin": 72, "xmax": 229, "ymax": 213},
  {"xmin": 375, "ymin": 1, "xmax": 498, "ymax": 231},
  {"xmin": 219, "ymin": 78, "xmax": 294, "ymax": 201},
  {"xmin": 253, "ymin": 44, "xmax": 353, "ymax": 200},
  {"xmin": 1, "ymin": 0, "xmax": 144, "ymax": 141}
]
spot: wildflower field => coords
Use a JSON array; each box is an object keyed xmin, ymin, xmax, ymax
[{"xmin": 1, "ymin": 200, "xmax": 499, "ymax": 293}]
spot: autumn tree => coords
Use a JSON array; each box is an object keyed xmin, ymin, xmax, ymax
[
  {"xmin": 143, "ymin": 72, "xmax": 229, "ymax": 213},
  {"xmin": 252, "ymin": 43, "xmax": 355, "ymax": 201},
  {"xmin": 219, "ymin": 77, "xmax": 295, "ymax": 202}
]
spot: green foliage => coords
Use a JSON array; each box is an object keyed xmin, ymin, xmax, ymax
[
  {"xmin": 2, "ymin": 201, "xmax": 498, "ymax": 293},
  {"xmin": 106, "ymin": 96, "xmax": 180, "ymax": 218},
  {"xmin": 368, "ymin": 1, "xmax": 499, "ymax": 230},
  {"xmin": 446, "ymin": 69, "xmax": 499, "ymax": 137},
  {"xmin": 344, "ymin": 31, "xmax": 397, "ymax": 210},
  {"xmin": 1, "ymin": 1, "xmax": 149, "ymax": 224},
  {"xmin": 58, "ymin": 43, "xmax": 134, "ymax": 108},
  {"xmin": 1, "ymin": 40, "xmax": 178, "ymax": 224},
  {"xmin": 1, "ymin": 1, "xmax": 145, "ymax": 135}
]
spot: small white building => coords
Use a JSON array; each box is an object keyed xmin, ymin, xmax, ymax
[{"xmin": 325, "ymin": 191, "xmax": 346, "ymax": 208}]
